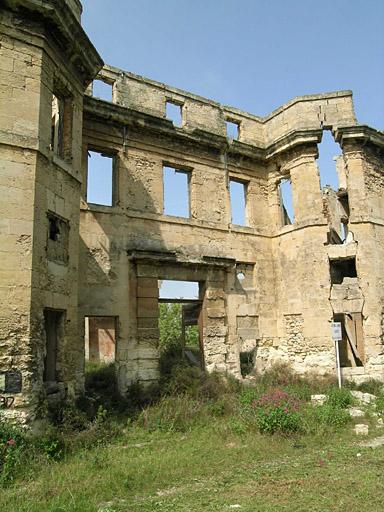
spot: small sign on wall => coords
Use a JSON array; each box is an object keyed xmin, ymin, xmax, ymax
[
  {"xmin": 0, "ymin": 370, "xmax": 22, "ymax": 394},
  {"xmin": 332, "ymin": 322, "xmax": 342, "ymax": 341}
]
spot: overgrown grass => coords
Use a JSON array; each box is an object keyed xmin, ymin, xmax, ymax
[{"xmin": 1, "ymin": 362, "xmax": 383, "ymax": 511}]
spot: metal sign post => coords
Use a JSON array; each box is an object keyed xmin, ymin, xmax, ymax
[{"xmin": 332, "ymin": 322, "xmax": 342, "ymax": 388}]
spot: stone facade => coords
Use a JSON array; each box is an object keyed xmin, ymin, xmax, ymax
[{"xmin": 1, "ymin": 0, "xmax": 384, "ymax": 422}]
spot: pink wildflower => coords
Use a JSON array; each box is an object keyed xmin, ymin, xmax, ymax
[{"xmin": 7, "ymin": 438, "xmax": 16, "ymax": 447}]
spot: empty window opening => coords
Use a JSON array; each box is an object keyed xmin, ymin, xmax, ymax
[
  {"xmin": 166, "ymin": 100, "xmax": 182, "ymax": 126},
  {"xmin": 158, "ymin": 302, "xmax": 202, "ymax": 372},
  {"xmin": 240, "ymin": 350, "xmax": 255, "ymax": 377},
  {"xmin": 230, "ymin": 179, "xmax": 247, "ymax": 226},
  {"xmin": 237, "ymin": 313, "xmax": 258, "ymax": 377},
  {"xmin": 330, "ymin": 257, "xmax": 357, "ymax": 284},
  {"xmin": 237, "ymin": 271, "xmax": 246, "ymax": 282},
  {"xmin": 87, "ymin": 151, "xmax": 114, "ymax": 206},
  {"xmin": 226, "ymin": 119, "xmax": 240, "ymax": 140},
  {"xmin": 49, "ymin": 216, "xmax": 60, "ymax": 241},
  {"xmin": 163, "ymin": 166, "xmax": 190, "ymax": 218},
  {"xmin": 318, "ymin": 130, "xmax": 342, "ymax": 190},
  {"xmin": 158, "ymin": 281, "xmax": 203, "ymax": 374},
  {"xmin": 334, "ymin": 313, "xmax": 364, "ymax": 367},
  {"xmin": 340, "ymin": 221, "xmax": 348, "ymax": 243},
  {"xmin": 47, "ymin": 212, "xmax": 69, "ymax": 264},
  {"xmin": 279, "ymin": 178, "xmax": 294, "ymax": 225},
  {"xmin": 338, "ymin": 191, "xmax": 350, "ymax": 243},
  {"xmin": 85, "ymin": 316, "xmax": 117, "ymax": 364},
  {"xmin": 43, "ymin": 309, "xmax": 64, "ymax": 383},
  {"xmin": 159, "ymin": 280, "xmax": 199, "ymax": 300},
  {"xmin": 93, "ymin": 79, "xmax": 113, "ymax": 102}
]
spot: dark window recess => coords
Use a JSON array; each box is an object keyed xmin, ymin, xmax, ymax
[
  {"xmin": 43, "ymin": 309, "xmax": 64, "ymax": 383},
  {"xmin": 49, "ymin": 217, "xmax": 60, "ymax": 241},
  {"xmin": 330, "ymin": 258, "xmax": 357, "ymax": 284},
  {"xmin": 0, "ymin": 370, "xmax": 22, "ymax": 394},
  {"xmin": 47, "ymin": 213, "xmax": 69, "ymax": 264},
  {"xmin": 334, "ymin": 313, "xmax": 364, "ymax": 367},
  {"xmin": 240, "ymin": 350, "xmax": 255, "ymax": 377},
  {"xmin": 50, "ymin": 92, "xmax": 72, "ymax": 160}
]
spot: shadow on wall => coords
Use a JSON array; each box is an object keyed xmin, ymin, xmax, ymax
[{"xmin": 78, "ymin": 136, "xmax": 187, "ymax": 390}]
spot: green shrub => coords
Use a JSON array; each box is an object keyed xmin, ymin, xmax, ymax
[
  {"xmin": 138, "ymin": 394, "xmax": 203, "ymax": 432},
  {"xmin": 326, "ymin": 387, "xmax": 353, "ymax": 409},
  {"xmin": 39, "ymin": 436, "xmax": 63, "ymax": 461},
  {"xmin": 251, "ymin": 389, "xmax": 303, "ymax": 434},
  {"xmin": 356, "ymin": 379, "xmax": 384, "ymax": 396},
  {"xmin": 0, "ymin": 415, "xmax": 29, "ymax": 485},
  {"xmin": 307, "ymin": 403, "xmax": 350, "ymax": 430},
  {"xmin": 85, "ymin": 362, "xmax": 118, "ymax": 405},
  {"xmin": 374, "ymin": 392, "xmax": 384, "ymax": 414},
  {"xmin": 207, "ymin": 399, "xmax": 226, "ymax": 417},
  {"xmin": 239, "ymin": 387, "xmax": 259, "ymax": 407},
  {"xmin": 228, "ymin": 418, "xmax": 248, "ymax": 435}
]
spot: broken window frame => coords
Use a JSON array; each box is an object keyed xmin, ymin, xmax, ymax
[
  {"xmin": 165, "ymin": 99, "xmax": 183, "ymax": 127},
  {"xmin": 86, "ymin": 148, "xmax": 117, "ymax": 207},
  {"xmin": 317, "ymin": 129, "xmax": 342, "ymax": 190},
  {"xmin": 50, "ymin": 91, "xmax": 73, "ymax": 161},
  {"xmin": 162, "ymin": 164, "xmax": 191, "ymax": 218},
  {"xmin": 334, "ymin": 313, "xmax": 364, "ymax": 367},
  {"xmin": 329, "ymin": 257, "xmax": 357, "ymax": 284},
  {"xmin": 226, "ymin": 118, "xmax": 240, "ymax": 140},
  {"xmin": 229, "ymin": 178, "xmax": 248, "ymax": 227},
  {"xmin": 278, "ymin": 177, "xmax": 294, "ymax": 226},
  {"xmin": 46, "ymin": 211, "xmax": 69, "ymax": 265}
]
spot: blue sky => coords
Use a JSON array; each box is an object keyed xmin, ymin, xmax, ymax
[
  {"xmin": 82, "ymin": 0, "xmax": 383, "ymax": 128},
  {"xmin": 82, "ymin": 0, "xmax": 383, "ymax": 298}
]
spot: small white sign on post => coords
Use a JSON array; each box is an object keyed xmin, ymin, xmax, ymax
[
  {"xmin": 331, "ymin": 322, "xmax": 342, "ymax": 388},
  {"xmin": 332, "ymin": 322, "xmax": 342, "ymax": 341}
]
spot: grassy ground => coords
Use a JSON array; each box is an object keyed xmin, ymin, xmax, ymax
[
  {"xmin": 1, "ymin": 423, "xmax": 384, "ymax": 512},
  {"xmin": 1, "ymin": 364, "xmax": 384, "ymax": 511}
]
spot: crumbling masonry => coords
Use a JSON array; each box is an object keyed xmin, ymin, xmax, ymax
[{"xmin": 1, "ymin": 0, "xmax": 384, "ymax": 423}]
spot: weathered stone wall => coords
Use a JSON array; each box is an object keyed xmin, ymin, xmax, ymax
[
  {"xmin": 2, "ymin": 0, "xmax": 384, "ymax": 424},
  {"xmin": 80, "ymin": 63, "xmax": 383, "ymax": 389},
  {"xmin": 0, "ymin": 0, "xmax": 102, "ymax": 422},
  {"xmin": 79, "ymin": 108, "xmax": 275, "ymax": 388}
]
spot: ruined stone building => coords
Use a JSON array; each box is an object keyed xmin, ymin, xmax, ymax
[{"xmin": 1, "ymin": 0, "xmax": 384, "ymax": 422}]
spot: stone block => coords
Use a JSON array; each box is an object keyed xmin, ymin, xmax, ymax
[
  {"xmin": 348, "ymin": 407, "xmax": 365, "ymax": 418},
  {"xmin": 354, "ymin": 424, "xmax": 369, "ymax": 435},
  {"xmin": 311, "ymin": 394, "xmax": 327, "ymax": 406},
  {"xmin": 137, "ymin": 298, "xmax": 158, "ymax": 318},
  {"xmin": 351, "ymin": 391, "xmax": 376, "ymax": 404},
  {"xmin": 207, "ymin": 308, "xmax": 226, "ymax": 318}
]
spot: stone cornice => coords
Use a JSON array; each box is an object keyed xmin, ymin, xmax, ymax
[
  {"xmin": 83, "ymin": 97, "xmax": 326, "ymax": 162},
  {"xmin": 3, "ymin": 0, "xmax": 103, "ymax": 86},
  {"xmin": 265, "ymin": 130, "xmax": 322, "ymax": 159},
  {"xmin": 335, "ymin": 125, "xmax": 384, "ymax": 150}
]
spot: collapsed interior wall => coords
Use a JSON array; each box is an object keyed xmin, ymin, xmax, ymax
[{"xmin": 1, "ymin": 0, "xmax": 384, "ymax": 423}]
